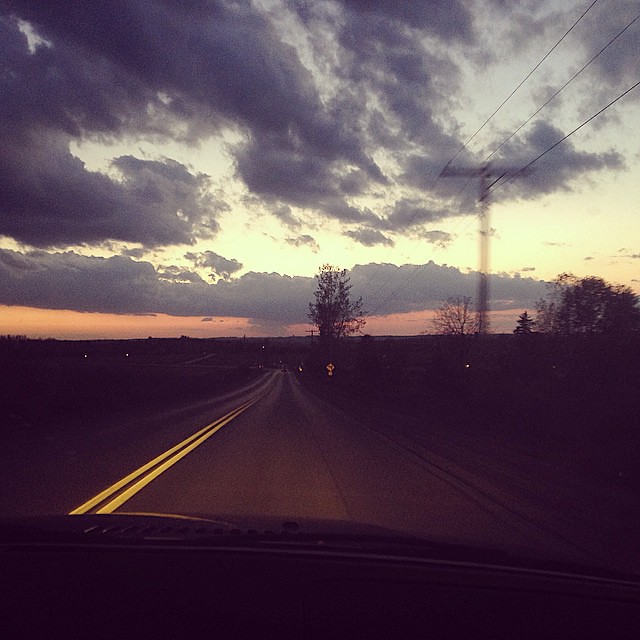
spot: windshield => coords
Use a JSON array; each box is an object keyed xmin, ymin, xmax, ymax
[{"xmin": 1, "ymin": 0, "xmax": 639, "ymax": 576}]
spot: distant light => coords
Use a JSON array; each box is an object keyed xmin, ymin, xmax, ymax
[
  {"xmin": 125, "ymin": 353, "xmax": 129, "ymax": 357},
  {"xmin": 298, "ymin": 366, "xmax": 303, "ymax": 372},
  {"xmin": 464, "ymin": 363, "xmax": 470, "ymax": 368},
  {"xmin": 84, "ymin": 354, "xmax": 88, "ymax": 358}
]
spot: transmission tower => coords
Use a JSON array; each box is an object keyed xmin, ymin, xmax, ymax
[{"xmin": 440, "ymin": 163, "xmax": 519, "ymax": 333}]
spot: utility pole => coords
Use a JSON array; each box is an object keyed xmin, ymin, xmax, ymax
[{"xmin": 440, "ymin": 163, "xmax": 517, "ymax": 334}]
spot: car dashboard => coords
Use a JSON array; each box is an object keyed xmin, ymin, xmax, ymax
[{"xmin": 2, "ymin": 515, "xmax": 640, "ymax": 639}]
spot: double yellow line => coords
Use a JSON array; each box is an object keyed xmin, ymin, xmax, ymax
[{"xmin": 70, "ymin": 393, "xmax": 265, "ymax": 515}]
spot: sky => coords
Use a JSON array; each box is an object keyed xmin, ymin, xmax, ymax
[{"xmin": 1, "ymin": 0, "xmax": 639, "ymax": 338}]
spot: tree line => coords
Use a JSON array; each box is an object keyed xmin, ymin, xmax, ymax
[{"xmin": 307, "ymin": 265, "xmax": 640, "ymax": 339}]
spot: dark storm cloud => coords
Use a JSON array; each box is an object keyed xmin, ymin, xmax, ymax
[
  {"xmin": 0, "ymin": 137, "xmax": 218, "ymax": 247},
  {"xmin": 335, "ymin": 4, "xmax": 464, "ymax": 152},
  {"xmin": 311, "ymin": 196, "xmax": 456, "ymax": 248},
  {"xmin": 1, "ymin": 1, "xmax": 385, "ymax": 245},
  {"xmin": 0, "ymin": 0, "xmax": 630, "ymax": 253},
  {"xmin": 0, "ymin": 250, "xmax": 162, "ymax": 312},
  {"xmin": 233, "ymin": 125, "xmax": 387, "ymax": 210},
  {"xmin": 345, "ymin": 197, "xmax": 460, "ymax": 243},
  {"xmin": 0, "ymin": 250, "xmax": 548, "ymax": 324},
  {"xmin": 234, "ymin": 134, "xmax": 342, "ymax": 206},
  {"xmin": 326, "ymin": 1, "xmax": 473, "ymax": 40},
  {"xmin": 273, "ymin": 0, "xmax": 470, "ymax": 220},
  {"xmin": 491, "ymin": 121, "xmax": 624, "ymax": 199},
  {"xmin": 0, "ymin": 11, "xmax": 230, "ymax": 247},
  {"xmin": 5, "ymin": 1, "xmax": 315, "ymax": 137},
  {"xmin": 184, "ymin": 250, "xmax": 243, "ymax": 280},
  {"xmin": 5, "ymin": 0, "xmax": 384, "ymax": 187},
  {"xmin": 575, "ymin": 1, "xmax": 640, "ymax": 96},
  {"xmin": 0, "ymin": 14, "xmax": 160, "ymax": 141}
]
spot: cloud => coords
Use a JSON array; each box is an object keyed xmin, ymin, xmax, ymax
[
  {"xmin": 342, "ymin": 199, "xmax": 457, "ymax": 246},
  {"xmin": 489, "ymin": 121, "xmax": 624, "ymax": 199},
  {"xmin": 345, "ymin": 228, "xmax": 394, "ymax": 247},
  {"xmin": 285, "ymin": 235, "xmax": 320, "ymax": 252},
  {"xmin": 157, "ymin": 265, "xmax": 206, "ymax": 284},
  {"xmin": 337, "ymin": 1, "xmax": 474, "ymax": 39},
  {"xmin": 399, "ymin": 158, "xmax": 479, "ymax": 216},
  {"xmin": 573, "ymin": 1, "xmax": 640, "ymax": 101},
  {"xmin": 0, "ymin": 14, "xmax": 227, "ymax": 248},
  {"xmin": 349, "ymin": 262, "xmax": 547, "ymax": 314},
  {"xmin": 121, "ymin": 247, "xmax": 146, "ymax": 259},
  {"xmin": 0, "ymin": 250, "xmax": 548, "ymax": 328},
  {"xmin": 271, "ymin": 205, "xmax": 301, "ymax": 229},
  {"xmin": 378, "ymin": 198, "xmax": 452, "ymax": 230},
  {"xmin": 617, "ymin": 250, "xmax": 640, "ymax": 259},
  {"xmin": 4, "ymin": 2, "xmax": 329, "ymax": 141},
  {"xmin": 185, "ymin": 250, "xmax": 243, "ymax": 281},
  {"xmin": 1, "ymin": 2, "xmax": 386, "ymax": 243},
  {"xmin": 0, "ymin": 249, "xmax": 314, "ymax": 324},
  {"xmin": 201, "ymin": 317, "xmax": 213, "ymax": 322},
  {"xmin": 1, "ymin": 0, "xmax": 624, "ymax": 257},
  {"xmin": 584, "ymin": 256, "xmax": 594, "ymax": 261},
  {"xmin": 0, "ymin": 131, "xmax": 221, "ymax": 247},
  {"xmin": 521, "ymin": 266, "xmax": 536, "ymax": 272},
  {"xmin": 423, "ymin": 230, "xmax": 453, "ymax": 247}
]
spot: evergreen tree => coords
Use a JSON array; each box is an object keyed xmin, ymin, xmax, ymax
[{"xmin": 513, "ymin": 311, "xmax": 535, "ymax": 334}]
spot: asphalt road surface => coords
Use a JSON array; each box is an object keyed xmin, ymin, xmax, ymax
[{"xmin": 3, "ymin": 369, "xmax": 640, "ymax": 572}]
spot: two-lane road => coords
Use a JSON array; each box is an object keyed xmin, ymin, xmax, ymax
[{"xmin": 3, "ymin": 369, "xmax": 640, "ymax": 572}]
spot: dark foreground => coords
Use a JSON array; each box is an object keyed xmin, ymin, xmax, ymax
[{"xmin": 2, "ymin": 334, "xmax": 640, "ymax": 577}]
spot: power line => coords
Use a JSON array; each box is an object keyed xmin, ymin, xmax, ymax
[
  {"xmin": 360, "ymin": 0, "xmax": 603, "ymax": 320},
  {"xmin": 484, "ymin": 10, "xmax": 640, "ymax": 164},
  {"xmin": 399, "ymin": 75, "xmax": 640, "ymax": 322},
  {"xmin": 367, "ymin": 78, "xmax": 640, "ymax": 323},
  {"xmin": 489, "ymin": 78, "xmax": 640, "ymax": 195},
  {"xmin": 441, "ymin": 0, "xmax": 600, "ymax": 173},
  {"xmin": 364, "ymin": 1, "xmax": 602, "ymax": 315}
]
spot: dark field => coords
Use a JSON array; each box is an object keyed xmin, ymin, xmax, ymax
[
  {"xmin": 0, "ymin": 337, "xmax": 266, "ymax": 430},
  {"xmin": 300, "ymin": 333, "xmax": 640, "ymax": 490}
]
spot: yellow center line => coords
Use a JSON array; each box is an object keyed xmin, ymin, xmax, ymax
[{"xmin": 69, "ymin": 392, "xmax": 266, "ymax": 515}]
